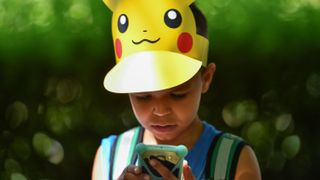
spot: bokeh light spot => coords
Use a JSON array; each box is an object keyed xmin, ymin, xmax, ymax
[
  {"xmin": 45, "ymin": 104, "xmax": 82, "ymax": 135},
  {"xmin": 29, "ymin": 0, "xmax": 55, "ymax": 27},
  {"xmin": 32, "ymin": 132, "xmax": 64, "ymax": 164},
  {"xmin": 67, "ymin": 1, "xmax": 92, "ymax": 24},
  {"xmin": 306, "ymin": 72, "xmax": 320, "ymax": 98},
  {"xmin": 44, "ymin": 77, "xmax": 58, "ymax": 97},
  {"xmin": 267, "ymin": 151, "xmax": 286, "ymax": 172},
  {"xmin": 282, "ymin": 135, "xmax": 301, "ymax": 159},
  {"xmin": 222, "ymin": 100, "xmax": 258, "ymax": 128},
  {"xmin": 247, "ymin": 121, "xmax": 268, "ymax": 146},
  {"xmin": 47, "ymin": 140, "xmax": 64, "ymax": 165},
  {"xmin": 10, "ymin": 137, "xmax": 31, "ymax": 160},
  {"xmin": 275, "ymin": 113, "xmax": 293, "ymax": 132},
  {"xmin": 280, "ymin": 0, "xmax": 303, "ymax": 14},
  {"xmin": 5, "ymin": 101, "xmax": 28, "ymax": 129},
  {"xmin": 4, "ymin": 159, "xmax": 21, "ymax": 174},
  {"xmin": 32, "ymin": 132, "xmax": 53, "ymax": 157},
  {"xmin": 45, "ymin": 107, "xmax": 68, "ymax": 135},
  {"xmin": 10, "ymin": 172, "xmax": 27, "ymax": 180},
  {"xmin": 278, "ymin": 0, "xmax": 306, "ymax": 21},
  {"xmin": 307, "ymin": 0, "xmax": 320, "ymax": 9},
  {"xmin": 56, "ymin": 78, "xmax": 82, "ymax": 104},
  {"xmin": 0, "ymin": 3, "xmax": 6, "ymax": 28},
  {"xmin": 212, "ymin": 0, "xmax": 231, "ymax": 8}
]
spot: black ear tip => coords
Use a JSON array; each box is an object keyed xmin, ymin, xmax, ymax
[{"xmin": 190, "ymin": 3, "xmax": 208, "ymax": 38}]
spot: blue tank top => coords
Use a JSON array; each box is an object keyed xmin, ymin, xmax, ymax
[
  {"xmin": 185, "ymin": 121, "xmax": 221, "ymax": 179},
  {"xmin": 100, "ymin": 121, "xmax": 221, "ymax": 179}
]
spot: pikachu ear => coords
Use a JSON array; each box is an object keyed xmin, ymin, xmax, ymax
[
  {"xmin": 102, "ymin": 0, "xmax": 119, "ymax": 11},
  {"xmin": 181, "ymin": 0, "xmax": 195, "ymax": 5}
]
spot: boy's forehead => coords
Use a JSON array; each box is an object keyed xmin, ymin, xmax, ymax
[
  {"xmin": 171, "ymin": 78, "xmax": 194, "ymax": 91},
  {"xmin": 132, "ymin": 74, "xmax": 198, "ymax": 95}
]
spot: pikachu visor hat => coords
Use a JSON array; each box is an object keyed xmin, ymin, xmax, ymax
[{"xmin": 103, "ymin": 0, "xmax": 209, "ymax": 93}]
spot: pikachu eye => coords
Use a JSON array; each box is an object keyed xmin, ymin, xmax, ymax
[
  {"xmin": 118, "ymin": 14, "xmax": 128, "ymax": 33},
  {"xmin": 164, "ymin": 9, "xmax": 181, "ymax": 28}
]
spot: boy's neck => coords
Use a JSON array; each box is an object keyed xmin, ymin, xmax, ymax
[{"xmin": 143, "ymin": 118, "xmax": 204, "ymax": 150}]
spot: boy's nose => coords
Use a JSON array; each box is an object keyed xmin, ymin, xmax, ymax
[{"xmin": 152, "ymin": 103, "xmax": 171, "ymax": 117}]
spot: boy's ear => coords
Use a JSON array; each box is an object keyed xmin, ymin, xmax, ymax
[
  {"xmin": 201, "ymin": 63, "xmax": 216, "ymax": 93},
  {"xmin": 102, "ymin": 0, "xmax": 118, "ymax": 11}
]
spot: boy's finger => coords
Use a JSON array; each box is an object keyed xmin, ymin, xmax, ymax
[
  {"xmin": 183, "ymin": 160, "xmax": 188, "ymax": 166},
  {"xmin": 124, "ymin": 165, "xmax": 142, "ymax": 174},
  {"xmin": 118, "ymin": 173, "xmax": 150, "ymax": 180},
  {"xmin": 149, "ymin": 159, "xmax": 177, "ymax": 179},
  {"xmin": 183, "ymin": 163, "xmax": 195, "ymax": 180},
  {"xmin": 118, "ymin": 165, "xmax": 149, "ymax": 180}
]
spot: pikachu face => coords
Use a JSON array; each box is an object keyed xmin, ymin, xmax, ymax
[
  {"xmin": 103, "ymin": 0, "xmax": 207, "ymax": 63},
  {"xmin": 102, "ymin": 0, "xmax": 209, "ymax": 93}
]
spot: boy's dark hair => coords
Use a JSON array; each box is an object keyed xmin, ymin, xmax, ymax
[{"xmin": 190, "ymin": 3, "xmax": 208, "ymax": 38}]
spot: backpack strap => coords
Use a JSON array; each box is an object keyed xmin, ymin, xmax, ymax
[
  {"xmin": 109, "ymin": 126, "xmax": 144, "ymax": 179},
  {"xmin": 205, "ymin": 132, "xmax": 246, "ymax": 180}
]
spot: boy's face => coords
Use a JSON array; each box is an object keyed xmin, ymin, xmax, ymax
[{"xmin": 128, "ymin": 63, "xmax": 215, "ymax": 142}]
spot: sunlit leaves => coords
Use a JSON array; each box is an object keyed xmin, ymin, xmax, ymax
[
  {"xmin": 275, "ymin": 113, "xmax": 293, "ymax": 132},
  {"xmin": 222, "ymin": 98, "xmax": 301, "ymax": 172},
  {"xmin": 10, "ymin": 173, "xmax": 27, "ymax": 180},
  {"xmin": 222, "ymin": 100, "xmax": 257, "ymax": 128},
  {"xmin": 32, "ymin": 132, "xmax": 64, "ymax": 164},
  {"xmin": 306, "ymin": 72, "xmax": 320, "ymax": 98},
  {"xmin": 66, "ymin": 0, "xmax": 93, "ymax": 24},
  {"xmin": 5, "ymin": 101, "xmax": 28, "ymax": 129},
  {"xmin": 4, "ymin": 159, "xmax": 22, "ymax": 175},
  {"xmin": 10, "ymin": 137, "xmax": 31, "ymax": 161},
  {"xmin": 0, "ymin": 0, "xmax": 318, "ymax": 179},
  {"xmin": 282, "ymin": 135, "xmax": 301, "ymax": 159},
  {"xmin": 55, "ymin": 78, "xmax": 82, "ymax": 104}
]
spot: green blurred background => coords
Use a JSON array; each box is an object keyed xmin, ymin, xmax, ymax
[{"xmin": 1, "ymin": 0, "xmax": 320, "ymax": 179}]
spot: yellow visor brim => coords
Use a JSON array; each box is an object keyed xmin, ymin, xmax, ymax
[{"xmin": 104, "ymin": 51, "xmax": 202, "ymax": 93}]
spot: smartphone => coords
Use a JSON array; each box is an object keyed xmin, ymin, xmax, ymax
[{"xmin": 135, "ymin": 143, "xmax": 188, "ymax": 180}]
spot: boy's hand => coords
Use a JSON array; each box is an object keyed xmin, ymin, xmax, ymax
[
  {"xmin": 149, "ymin": 159, "xmax": 195, "ymax": 180},
  {"xmin": 117, "ymin": 165, "xmax": 150, "ymax": 180}
]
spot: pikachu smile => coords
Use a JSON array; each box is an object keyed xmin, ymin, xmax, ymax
[{"xmin": 132, "ymin": 38, "xmax": 161, "ymax": 45}]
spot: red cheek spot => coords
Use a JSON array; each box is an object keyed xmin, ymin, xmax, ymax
[
  {"xmin": 177, "ymin": 32, "xmax": 193, "ymax": 53},
  {"xmin": 115, "ymin": 38, "xmax": 122, "ymax": 59}
]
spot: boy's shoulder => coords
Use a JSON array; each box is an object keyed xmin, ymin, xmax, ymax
[
  {"xmin": 100, "ymin": 126, "xmax": 144, "ymax": 179},
  {"xmin": 205, "ymin": 131, "xmax": 247, "ymax": 179}
]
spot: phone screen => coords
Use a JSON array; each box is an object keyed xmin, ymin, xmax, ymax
[
  {"xmin": 135, "ymin": 143, "xmax": 188, "ymax": 179},
  {"xmin": 141, "ymin": 151, "xmax": 180, "ymax": 177}
]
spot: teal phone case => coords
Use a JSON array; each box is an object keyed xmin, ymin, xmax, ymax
[{"xmin": 135, "ymin": 143, "xmax": 188, "ymax": 180}]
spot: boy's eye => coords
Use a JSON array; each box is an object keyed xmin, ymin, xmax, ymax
[
  {"xmin": 170, "ymin": 93, "xmax": 186, "ymax": 99},
  {"xmin": 135, "ymin": 95, "xmax": 151, "ymax": 101},
  {"xmin": 164, "ymin": 9, "xmax": 182, "ymax": 28},
  {"xmin": 118, "ymin": 14, "xmax": 128, "ymax": 33}
]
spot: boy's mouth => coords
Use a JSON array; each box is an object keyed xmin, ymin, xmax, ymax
[{"xmin": 151, "ymin": 124, "xmax": 177, "ymax": 133}]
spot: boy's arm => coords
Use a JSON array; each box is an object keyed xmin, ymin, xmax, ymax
[
  {"xmin": 235, "ymin": 145, "xmax": 262, "ymax": 180},
  {"xmin": 92, "ymin": 146, "xmax": 105, "ymax": 180}
]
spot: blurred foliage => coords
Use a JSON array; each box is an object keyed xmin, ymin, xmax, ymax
[{"xmin": 1, "ymin": 0, "xmax": 320, "ymax": 179}]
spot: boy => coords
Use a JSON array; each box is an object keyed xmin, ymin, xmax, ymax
[{"xmin": 92, "ymin": 0, "xmax": 261, "ymax": 179}]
